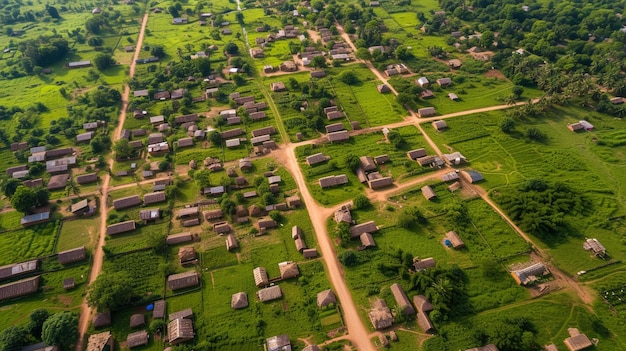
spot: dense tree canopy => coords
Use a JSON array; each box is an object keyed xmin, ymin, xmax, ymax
[
  {"xmin": 42, "ymin": 312, "xmax": 79, "ymax": 349},
  {"xmin": 87, "ymin": 271, "xmax": 137, "ymax": 311}
]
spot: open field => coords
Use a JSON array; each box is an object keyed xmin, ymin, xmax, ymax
[
  {"xmin": 0, "ymin": 221, "xmax": 59, "ymax": 265},
  {"xmin": 56, "ymin": 216, "xmax": 100, "ymax": 251}
]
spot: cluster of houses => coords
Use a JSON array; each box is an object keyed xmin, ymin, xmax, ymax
[
  {"xmin": 252, "ymin": 261, "xmax": 300, "ymax": 303},
  {"xmin": 91, "ymin": 300, "xmax": 196, "ymax": 348},
  {"xmin": 355, "ymin": 155, "xmax": 394, "ymax": 190},
  {"xmin": 0, "ymin": 246, "xmax": 87, "ymax": 302},
  {"xmin": 105, "ymin": 190, "xmax": 168, "ymax": 235}
]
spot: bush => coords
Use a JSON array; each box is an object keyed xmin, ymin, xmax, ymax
[{"xmin": 352, "ymin": 194, "xmax": 371, "ymax": 209}]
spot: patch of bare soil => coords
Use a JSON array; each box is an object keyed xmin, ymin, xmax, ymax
[
  {"xmin": 57, "ymin": 295, "xmax": 73, "ymax": 306},
  {"xmin": 484, "ymin": 69, "xmax": 506, "ymax": 79}
]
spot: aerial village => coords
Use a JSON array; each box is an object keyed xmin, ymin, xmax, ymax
[{"xmin": 1, "ymin": 0, "xmax": 626, "ymax": 351}]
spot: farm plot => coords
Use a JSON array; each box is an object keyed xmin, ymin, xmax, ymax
[
  {"xmin": 0, "ymin": 221, "xmax": 59, "ymax": 265},
  {"xmin": 329, "ymin": 66, "xmax": 405, "ymax": 128},
  {"xmin": 104, "ymin": 221, "xmax": 170, "ymax": 255},
  {"xmin": 0, "ymin": 264, "xmax": 90, "ymax": 330},
  {"xmin": 56, "ymin": 217, "xmax": 100, "ymax": 251},
  {"xmin": 104, "ymin": 249, "xmax": 166, "ymax": 301}
]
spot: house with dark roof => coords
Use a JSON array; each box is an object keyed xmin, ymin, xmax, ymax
[
  {"xmin": 143, "ymin": 191, "xmax": 166, "ymax": 205},
  {"xmin": 0, "ymin": 276, "xmax": 40, "ymax": 301},
  {"xmin": 113, "ymin": 195, "xmax": 142, "ymax": 210},
  {"xmin": 418, "ymin": 107, "xmax": 436, "ymax": 117},
  {"xmin": 226, "ymin": 234, "xmax": 238, "ymax": 251},
  {"xmin": 350, "ymin": 221, "xmax": 378, "ymax": 238},
  {"xmin": 168, "ymin": 308, "xmax": 193, "ymax": 321},
  {"xmin": 168, "ymin": 271, "xmax": 200, "ymax": 290},
  {"xmin": 126, "ymin": 330, "xmax": 149, "ymax": 348},
  {"xmin": 306, "ymin": 153, "xmax": 330, "ymax": 165},
  {"xmin": 176, "ymin": 207, "xmax": 199, "ymax": 219},
  {"xmin": 0, "ymin": 260, "xmax": 38, "ymax": 280},
  {"xmin": 317, "ymin": 289, "xmax": 336, "ymax": 308},
  {"xmin": 422, "ymin": 185, "xmax": 437, "ymax": 200},
  {"xmin": 47, "ymin": 174, "xmax": 70, "ymax": 190},
  {"xmin": 407, "ymin": 148, "xmax": 427, "ymax": 160},
  {"xmin": 130, "ymin": 314, "xmax": 145, "ymax": 328},
  {"xmin": 70, "ymin": 199, "xmax": 91, "ymax": 216},
  {"xmin": 58, "ymin": 247, "xmax": 87, "ymax": 265},
  {"xmin": 106, "ymin": 220, "xmax": 136, "ymax": 235},
  {"xmin": 414, "ymin": 257, "xmax": 436, "ymax": 271},
  {"xmin": 390, "ymin": 283, "xmax": 415, "ymax": 315},
  {"xmin": 359, "ymin": 233, "xmax": 376, "ymax": 248},
  {"xmin": 319, "ymin": 174, "xmax": 349, "ymax": 188},
  {"xmin": 461, "ymin": 170, "xmax": 484, "ymax": 183},
  {"xmin": 92, "ymin": 311, "xmax": 111, "ymax": 329},
  {"xmin": 279, "ymin": 261, "xmax": 299, "ymax": 279},
  {"xmin": 76, "ymin": 173, "xmax": 98, "ymax": 184},
  {"xmin": 139, "ymin": 208, "xmax": 161, "ymax": 223},
  {"xmin": 153, "ymin": 300, "xmax": 166, "ymax": 319},
  {"xmin": 432, "ymin": 120, "xmax": 448, "ymax": 131}
]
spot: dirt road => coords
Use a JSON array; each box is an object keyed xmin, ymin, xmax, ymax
[
  {"xmin": 75, "ymin": 13, "xmax": 149, "ymax": 350},
  {"xmin": 273, "ymin": 145, "xmax": 377, "ymax": 351}
]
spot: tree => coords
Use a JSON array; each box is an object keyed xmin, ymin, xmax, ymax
[
  {"xmin": 233, "ymin": 74, "xmax": 247, "ymax": 86},
  {"xmin": 500, "ymin": 118, "xmax": 516, "ymax": 133},
  {"xmin": 338, "ymin": 251, "xmax": 358, "ymax": 267},
  {"xmin": 2, "ymin": 178, "xmax": 21, "ymax": 197},
  {"xmin": 86, "ymin": 272, "xmax": 137, "ymax": 311},
  {"xmin": 335, "ymin": 222, "xmax": 351, "ymax": 243},
  {"xmin": 338, "ymin": 71, "xmax": 360, "ymax": 85},
  {"xmin": 42, "ymin": 312, "xmax": 78, "ymax": 349},
  {"xmin": 344, "ymin": 154, "xmax": 361, "ymax": 172},
  {"xmin": 526, "ymin": 127, "xmax": 546, "ymax": 142},
  {"xmin": 194, "ymin": 169, "xmax": 211, "ymax": 189},
  {"xmin": 208, "ymin": 131, "xmax": 221, "ymax": 146},
  {"xmin": 35, "ymin": 188, "xmax": 50, "ymax": 207},
  {"xmin": 150, "ymin": 45, "xmax": 166, "ymax": 58},
  {"xmin": 235, "ymin": 12, "xmax": 244, "ymax": 25},
  {"xmin": 46, "ymin": 5, "xmax": 60, "ymax": 19},
  {"xmin": 397, "ymin": 206, "xmax": 426, "ymax": 228},
  {"xmin": 10, "ymin": 186, "xmax": 37, "ymax": 213},
  {"xmin": 310, "ymin": 55, "xmax": 327, "ymax": 68},
  {"xmin": 93, "ymin": 53, "xmax": 116, "ymax": 70},
  {"xmin": 0, "ymin": 326, "xmax": 29, "ymax": 351},
  {"xmin": 224, "ymin": 42, "xmax": 239, "ymax": 55},
  {"xmin": 113, "ymin": 139, "xmax": 134, "ymax": 159},
  {"xmin": 353, "ymin": 194, "xmax": 371, "ymax": 209},
  {"xmin": 168, "ymin": 5, "xmax": 180, "ymax": 18}
]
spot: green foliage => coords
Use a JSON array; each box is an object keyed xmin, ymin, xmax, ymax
[
  {"xmin": 86, "ymin": 271, "xmax": 137, "ymax": 312},
  {"xmin": 0, "ymin": 326, "xmax": 29, "ymax": 351},
  {"xmin": 28, "ymin": 308, "xmax": 50, "ymax": 338},
  {"xmin": 338, "ymin": 71, "xmax": 360, "ymax": 85},
  {"xmin": 42, "ymin": 312, "xmax": 78, "ymax": 349},
  {"xmin": 406, "ymin": 266, "xmax": 470, "ymax": 322},
  {"xmin": 474, "ymin": 317, "xmax": 539, "ymax": 351},
  {"xmin": 335, "ymin": 222, "xmax": 351, "ymax": 243},
  {"xmin": 500, "ymin": 118, "xmax": 516, "ymax": 133},
  {"xmin": 495, "ymin": 180, "xmax": 588, "ymax": 239},
  {"xmin": 344, "ymin": 154, "xmax": 360, "ymax": 172},
  {"xmin": 113, "ymin": 139, "xmax": 134, "ymax": 159},
  {"xmin": 397, "ymin": 206, "xmax": 426, "ymax": 228},
  {"xmin": 338, "ymin": 251, "xmax": 358, "ymax": 267},
  {"xmin": 352, "ymin": 194, "xmax": 371, "ymax": 210},
  {"xmin": 93, "ymin": 53, "xmax": 116, "ymax": 70},
  {"xmin": 224, "ymin": 42, "xmax": 239, "ymax": 55},
  {"xmin": 10, "ymin": 185, "xmax": 38, "ymax": 213},
  {"xmin": 525, "ymin": 127, "xmax": 547, "ymax": 142}
]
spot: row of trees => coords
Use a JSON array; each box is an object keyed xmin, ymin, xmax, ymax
[{"xmin": 0, "ymin": 310, "xmax": 77, "ymax": 351}]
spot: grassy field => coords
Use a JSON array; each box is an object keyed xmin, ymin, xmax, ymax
[
  {"xmin": 0, "ymin": 221, "xmax": 60, "ymax": 265},
  {"xmin": 56, "ymin": 217, "xmax": 100, "ymax": 252}
]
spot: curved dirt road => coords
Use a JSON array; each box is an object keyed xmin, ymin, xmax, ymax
[{"xmin": 75, "ymin": 13, "xmax": 149, "ymax": 350}]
